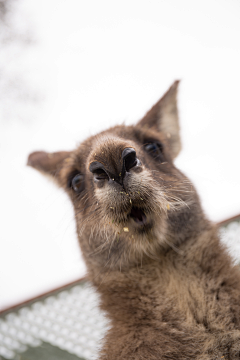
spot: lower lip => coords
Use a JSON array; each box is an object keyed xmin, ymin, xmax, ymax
[
  {"xmin": 129, "ymin": 207, "xmax": 147, "ymax": 225},
  {"xmin": 132, "ymin": 215, "xmax": 147, "ymax": 226},
  {"xmin": 129, "ymin": 213, "xmax": 148, "ymax": 227}
]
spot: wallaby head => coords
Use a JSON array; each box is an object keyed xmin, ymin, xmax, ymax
[{"xmin": 27, "ymin": 81, "xmax": 208, "ymax": 276}]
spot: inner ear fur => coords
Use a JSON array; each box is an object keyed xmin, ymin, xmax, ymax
[
  {"xmin": 27, "ymin": 151, "xmax": 71, "ymax": 180},
  {"xmin": 138, "ymin": 80, "xmax": 181, "ymax": 159}
]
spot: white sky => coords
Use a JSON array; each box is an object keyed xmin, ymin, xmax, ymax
[{"xmin": 1, "ymin": 0, "xmax": 240, "ymax": 310}]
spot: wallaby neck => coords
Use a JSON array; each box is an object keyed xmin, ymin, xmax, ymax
[{"xmin": 89, "ymin": 226, "xmax": 229, "ymax": 323}]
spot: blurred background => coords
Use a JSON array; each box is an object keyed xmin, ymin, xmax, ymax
[{"xmin": 1, "ymin": 0, "xmax": 240, "ymax": 311}]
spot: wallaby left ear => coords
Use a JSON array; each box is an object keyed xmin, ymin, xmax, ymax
[
  {"xmin": 27, "ymin": 150, "xmax": 71, "ymax": 180},
  {"xmin": 138, "ymin": 80, "xmax": 181, "ymax": 159}
]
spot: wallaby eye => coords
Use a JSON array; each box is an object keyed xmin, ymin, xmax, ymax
[
  {"xmin": 144, "ymin": 141, "xmax": 163, "ymax": 160},
  {"xmin": 71, "ymin": 173, "xmax": 84, "ymax": 192}
]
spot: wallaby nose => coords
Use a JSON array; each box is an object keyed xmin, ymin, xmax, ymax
[{"xmin": 89, "ymin": 147, "xmax": 138, "ymax": 186}]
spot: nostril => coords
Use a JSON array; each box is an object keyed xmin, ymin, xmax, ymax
[
  {"xmin": 93, "ymin": 169, "xmax": 109, "ymax": 181},
  {"xmin": 122, "ymin": 148, "xmax": 137, "ymax": 172},
  {"xmin": 89, "ymin": 161, "xmax": 109, "ymax": 181}
]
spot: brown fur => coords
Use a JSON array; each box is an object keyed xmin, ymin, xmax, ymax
[{"xmin": 28, "ymin": 81, "xmax": 240, "ymax": 359}]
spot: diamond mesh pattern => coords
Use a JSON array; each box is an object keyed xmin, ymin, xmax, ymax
[{"xmin": 0, "ymin": 283, "xmax": 108, "ymax": 359}]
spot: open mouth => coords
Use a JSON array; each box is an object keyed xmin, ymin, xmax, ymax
[{"xmin": 130, "ymin": 207, "xmax": 147, "ymax": 225}]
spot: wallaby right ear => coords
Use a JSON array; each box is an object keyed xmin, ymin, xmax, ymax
[
  {"xmin": 138, "ymin": 80, "xmax": 181, "ymax": 159},
  {"xmin": 27, "ymin": 150, "xmax": 71, "ymax": 181}
]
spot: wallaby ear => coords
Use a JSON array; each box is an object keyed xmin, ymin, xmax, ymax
[
  {"xmin": 27, "ymin": 150, "xmax": 71, "ymax": 181},
  {"xmin": 138, "ymin": 80, "xmax": 181, "ymax": 158}
]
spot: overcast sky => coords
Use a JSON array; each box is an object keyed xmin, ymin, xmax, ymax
[{"xmin": 1, "ymin": 0, "xmax": 240, "ymax": 310}]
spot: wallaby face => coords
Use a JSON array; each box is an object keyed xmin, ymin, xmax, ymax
[
  {"xmin": 28, "ymin": 81, "xmax": 240, "ymax": 359},
  {"xmin": 28, "ymin": 81, "xmax": 204, "ymax": 271}
]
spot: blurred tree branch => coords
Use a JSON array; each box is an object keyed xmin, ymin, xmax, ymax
[
  {"xmin": 0, "ymin": 0, "xmax": 41, "ymax": 123},
  {"xmin": 0, "ymin": 0, "xmax": 12, "ymax": 20}
]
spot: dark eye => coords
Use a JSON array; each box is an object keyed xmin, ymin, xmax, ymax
[
  {"xmin": 71, "ymin": 173, "xmax": 84, "ymax": 193},
  {"xmin": 144, "ymin": 141, "xmax": 164, "ymax": 161}
]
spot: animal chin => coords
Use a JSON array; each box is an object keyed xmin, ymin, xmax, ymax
[{"xmin": 129, "ymin": 207, "xmax": 147, "ymax": 226}]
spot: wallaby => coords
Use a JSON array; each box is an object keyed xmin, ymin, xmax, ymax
[{"xmin": 27, "ymin": 81, "xmax": 240, "ymax": 359}]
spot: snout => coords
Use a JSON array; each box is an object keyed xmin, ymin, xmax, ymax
[
  {"xmin": 88, "ymin": 146, "xmax": 154, "ymax": 230},
  {"xmin": 87, "ymin": 141, "xmax": 165, "ymax": 233}
]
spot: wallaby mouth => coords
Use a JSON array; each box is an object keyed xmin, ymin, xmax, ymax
[{"xmin": 130, "ymin": 207, "xmax": 147, "ymax": 225}]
